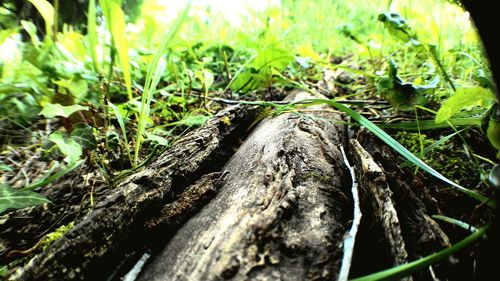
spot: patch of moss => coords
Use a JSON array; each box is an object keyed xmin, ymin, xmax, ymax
[
  {"xmin": 394, "ymin": 131, "xmax": 478, "ymax": 186},
  {"xmin": 40, "ymin": 221, "xmax": 74, "ymax": 251}
]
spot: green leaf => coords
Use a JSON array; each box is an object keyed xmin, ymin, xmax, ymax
[
  {"xmin": 176, "ymin": 115, "xmax": 210, "ymax": 127},
  {"xmin": 39, "ymin": 103, "xmax": 88, "ymax": 119},
  {"xmin": 378, "ymin": 12, "xmax": 414, "ymax": 42},
  {"xmin": 436, "ymin": 87, "xmax": 496, "ymax": 123},
  {"xmin": 377, "ymin": 60, "xmax": 438, "ymax": 110},
  {"xmin": 70, "ymin": 123, "xmax": 97, "ymax": 150},
  {"xmin": 0, "ymin": 184, "xmax": 51, "ymax": 214},
  {"xmin": 0, "ymin": 161, "xmax": 13, "ymax": 172},
  {"xmin": 54, "ymin": 79, "xmax": 88, "ymax": 101},
  {"xmin": 144, "ymin": 132, "xmax": 169, "ymax": 146},
  {"xmin": 251, "ymin": 47, "xmax": 293, "ymax": 70},
  {"xmin": 27, "ymin": 0, "xmax": 54, "ymax": 37},
  {"xmin": 230, "ymin": 47, "xmax": 293, "ymax": 93},
  {"xmin": 49, "ymin": 131, "xmax": 82, "ymax": 164},
  {"xmin": 487, "ymin": 106, "xmax": 500, "ymax": 159},
  {"xmin": 20, "ymin": 20, "xmax": 40, "ymax": 46}
]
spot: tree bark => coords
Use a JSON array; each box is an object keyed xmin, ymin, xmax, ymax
[
  {"xmin": 138, "ymin": 91, "xmax": 351, "ymax": 281},
  {"xmin": 8, "ymin": 91, "xmax": 459, "ymax": 281}
]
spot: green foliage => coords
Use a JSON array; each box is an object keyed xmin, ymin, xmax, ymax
[
  {"xmin": 0, "ymin": 0, "xmax": 495, "ymax": 277},
  {"xmin": 134, "ymin": 0, "xmax": 191, "ymax": 165},
  {"xmin": 87, "ymin": 0, "xmax": 99, "ymax": 72},
  {"xmin": 39, "ymin": 103, "xmax": 88, "ymax": 119},
  {"xmin": 315, "ymin": 99, "xmax": 494, "ymax": 206},
  {"xmin": 378, "ymin": 11, "xmax": 456, "ymax": 91},
  {"xmin": 436, "ymin": 87, "xmax": 495, "ymax": 123},
  {"xmin": 395, "ymin": 131, "xmax": 476, "ymax": 184},
  {"xmin": 377, "ymin": 59, "xmax": 438, "ymax": 110},
  {"xmin": 27, "ymin": 0, "xmax": 54, "ymax": 38},
  {"xmin": 230, "ymin": 46, "xmax": 294, "ymax": 93},
  {"xmin": 102, "ymin": 0, "xmax": 133, "ymax": 100},
  {"xmin": 0, "ymin": 184, "xmax": 51, "ymax": 214},
  {"xmin": 48, "ymin": 131, "xmax": 83, "ymax": 164}
]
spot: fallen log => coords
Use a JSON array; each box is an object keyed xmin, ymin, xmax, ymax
[
  {"xmin": 8, "ymin": 104, "xmax": 260, "ymax": 280},
  {"xmin": 7, "ymin": 91, "xmax": 463, "ymax": 281}
]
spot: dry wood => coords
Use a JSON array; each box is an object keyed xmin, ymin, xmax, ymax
[
  {"xmin": 8, "ymin": 104, "xmax": 260, "ymax": 281},
  {"xmin": 5, "ymin": 91, "xmax": 458, "ymax": 281},
  {"xmin": 138, "ymin": 91, "xmax": 351, "ymax": 281}
]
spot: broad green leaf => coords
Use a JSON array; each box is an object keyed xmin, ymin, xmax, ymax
[
  {"xmin": 229, "ymin": 70, "xmax": 259, "ymax": 92},
  {"xmin": 252, "ymin": 47, "xmax": 293, "ymax": 70},
  {"xmin": 70, "ymin": 123, "xmax": 97, "ymax": 150},
  {"xmin": 39, "ymin": 103, "xmax": 88, "ymax": 119},
  {"xmin": 351, "ymin": 225, "xmax": 488, "ymax": 281},
  {"xmin": 230, "ymin": 47, "xmax": 293, "ymax": 93},
  {"xmin": 57, "ymin": 29, "xmax": 87, "ymax": 61},
  {"xmin": 377, "ymin": 59, "xmax": 438, "ymax": 110},
  {"xmin": 176, "ymin": 115, "xmax": 210, "ymax": 127},
  {"xmin": 28, "ymin": 0, "xmax": 54, "ymax": 37},
  {"xmin": 0, "ymin": 184, "xmax": 51, "ymax": 214},
  {"xmin": 487, "ymin": 106, "xmax": 500, "ymax": 159},
  {"xmin": 144, "ymin": 132, "xmax": 169, "ymax": 146},
  {"xmin": 436, "ymin": 87, "xmax": 495, "ymax": 123},
  {"xmin": 200, "ymin": 69, "xmax": 215, "ymax": 90},
  {"xmin": 49, "ymin": 131, "xmax": 82, "ymax": 164},
  {"xmin": 54, "ymin": 79, "xmax": 88, "ymax": 101}
]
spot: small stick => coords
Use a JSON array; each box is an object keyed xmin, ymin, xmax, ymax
[{"xmin": 338, "ymin": 145, "xmax": 362, "ymax": 281}]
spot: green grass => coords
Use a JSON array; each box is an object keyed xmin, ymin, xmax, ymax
[{"xmin": 0, "ymin": 0, "xmax": 495, "ymax": 277}]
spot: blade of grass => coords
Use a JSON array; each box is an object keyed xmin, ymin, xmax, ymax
[
  {"xmin": 108, "ymin": 1, "xmax": 133, "ymax": 101},
  {"xmin": 24, "ymin": 160, "xmax": 85, "ymax": 191},
  {"xmin": 432, "ymin": 215, "xmax": 477, "ymax": 232},
  {"xmin": 87, "ymin": 0, "xmax": 99, "ymax": 72},
  {"xmin": 133, "ymin": 0, "xmax": 191, "ymax": 165},
  {"xmin": 379, "ymin": 117, "xmax": 481, "ymax": 130},
  {"xmin": 350, "ymin": 225, "xmax": 489, "ymax": 281},
  {"xmin": 28, "ymin": 0, "xmax": 54, "ymax": 38},
  {"xmin": 108, "ymin": 101, "xmax": 132, "ymax": 165}
]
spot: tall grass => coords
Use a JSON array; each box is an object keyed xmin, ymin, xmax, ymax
[{"xmin": 133, "ymin": 1, "xmax": 192, "ymax": 166}]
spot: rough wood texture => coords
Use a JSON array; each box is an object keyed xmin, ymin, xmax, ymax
[
  {"xmin": 349, "ymin": 139, "xmax": 411, "ymax": 281},
  {"xmin": 8, "ymin": 104, "xmax": 260, "ymax": 281},
  {"xmin": 138, "ymin": 91, "xmax": 352, "ymax": 281},
  {"xmin": 6, "ymin": 91, "xmax": 459, "ymax": 281}
]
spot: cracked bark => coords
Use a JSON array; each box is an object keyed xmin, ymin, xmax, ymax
[{"xmin": 7, "ymin": 91, "xmax": 459, "ymax": 281}]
